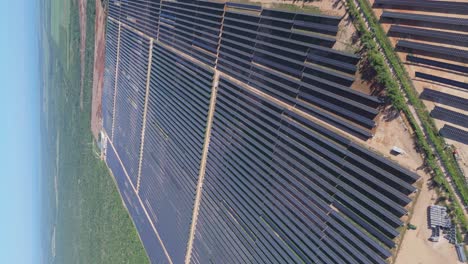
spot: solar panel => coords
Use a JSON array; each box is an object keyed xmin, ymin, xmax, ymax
[
  {"xmin": 397, "ymin": 40, "xmax": 468, "ymax": 61},
  {"xmin": 101, "ymin": 3, "xmax": 422, "ymax": 263},
  {"xmin": 375, "ymin": 0, "xmax": 468, "ymax": 14},
  {"xmin": 440, "ymin": 125, "xmax": 468, "ymax": 144},
  {"xmin": 415, "ymin": 72, "xmax": 468, "ymax": 91},
  {"xmin": 420, "ymin": 88, "xmax": 468, "ymax": 111},
  {"xmin": 406, "ymin": 55, "xmax": 468, "ymax": 74},
  {"xmin": 431, "ymin": 106, "xmax": 468, "ymax": 128}
]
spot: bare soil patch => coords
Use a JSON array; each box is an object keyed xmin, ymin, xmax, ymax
[
  {"xmin": 91, "ymin": 0, "xmax": 106, "ymax": 140},
  {"xmin": 79, "ymin": 0, "xmax": 87, "ymax": 111}
]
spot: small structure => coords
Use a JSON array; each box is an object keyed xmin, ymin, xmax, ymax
[
  {"xmin": 429, "ymin": 226, "xmax": 440, "ymax": 242},
  {"xmin": 429, "ymin": 205, "xmax": 451, "ymax": 228},
  {"xmin": 391, "ymin": 146, "xmax": 405, "ymax": 155}
]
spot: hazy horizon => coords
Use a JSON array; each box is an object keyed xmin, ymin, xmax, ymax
[{"xmin": 0, "ymin": 0, "xmax": 41, "ymax": 263}]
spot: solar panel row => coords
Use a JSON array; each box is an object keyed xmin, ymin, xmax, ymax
[
  {"xmin": 101, "ymin": 2, "xmax": 421, "ymax": 263},
  {"xmin": 397, "ymin": 40, "xmax": 468, "ymax": 61},
  {"xmin": 420, "ymin": 88, "xmax": 468, "ymax": 111},
  {"xmin": 217, "ymin": 9, "xmax": 378, "ymax": 139},
  {"xmin": 415, "ymin": 72, "xmax": 468, "ymax": 91},
  {"xmin": 440, "ymin": 125, "xmax": 468, "ymax": 145},
  {"xmin": 389, "ymin": 25, "xmax": 468, "ymax": 47},
  {"xmin": 191, "ymin": 78, "xmax": 418, "ymax": 264},
  {"xmin": 431, "ymin": 106, "xmax": 468, "ymax": 128},
  {"xmin": 406, "ymin": 55, "xmax": 468, "ymax": 74}
]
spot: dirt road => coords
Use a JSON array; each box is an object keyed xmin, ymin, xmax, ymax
[
  {"xmin": 79, "ymin": 0, "xmax": 87, "ymax": 111},
  {"xmin": 91, "ymin": 0, "xmax": 106, "ymax": 139}
]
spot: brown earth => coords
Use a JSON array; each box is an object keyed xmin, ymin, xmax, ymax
[
  {"xmin": 91, "ymin": 0, "xmax": 106, "ymax": 140},
  {"xmin": 79, "ymin": 0, "xmax": 87, "ymax": 111}
]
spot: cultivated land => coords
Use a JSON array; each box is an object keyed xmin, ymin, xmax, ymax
[{"xmin": 40, "ymin": 0, "xmax": 149, "ymax": 263}]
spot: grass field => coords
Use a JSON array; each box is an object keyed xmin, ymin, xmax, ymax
[{"xmin": 41, "ymin": 0, "xmax": 149, "ymax": 263}]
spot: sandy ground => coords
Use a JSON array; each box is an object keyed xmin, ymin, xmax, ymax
[
  {"xmin": 395, "ymin": 177, "xmax": 462, "ymax": 264},
  {"xmin": 91, "ymin": 1, "xmax": 106, "ymax": 140},
  {"xmin": 368, "ymin": 108, "xmax": 422, "ymax": 170},
  {"xmin": 79, "ymin": 0, "xmax": 87, "ymax": 111},
  {"xmin": 371, "ymin": 110, "xmax": 462, "ymax": 264}
]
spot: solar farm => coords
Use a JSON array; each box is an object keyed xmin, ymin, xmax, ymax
[{"xmin": 97, "ymin": 0, "xmax": 468, "ymax": 263}]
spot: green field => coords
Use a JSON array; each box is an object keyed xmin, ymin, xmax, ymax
[{"xmin": 40, "ymin": 0, "xmax": 149, "ymax": 263}]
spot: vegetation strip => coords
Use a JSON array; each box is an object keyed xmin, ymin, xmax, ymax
[{"xmin": 345, "ymin": 0, "xmax": 467, "ymax": 233}]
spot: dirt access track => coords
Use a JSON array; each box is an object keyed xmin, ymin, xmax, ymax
[
  {"xmin": 78, "ymin": 0, "xmax": 87, "ymax": 111},
  {"xmin": 90, "ymin": 0, "xmax": 106, "ymax": 140}
]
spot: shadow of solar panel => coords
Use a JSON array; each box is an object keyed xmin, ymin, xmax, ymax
[
  {"xmin": 374, "ymin": 0, "xmax": 468, "ymax": 14},
  {"xmin": 226, "ymin": 2, "xmax": 262, "ymax": 11},
  {"xmin": 381, "ymin": 11, "xmax": 468, "ymax": 31},
  {"xmin": 397, "ymin": 40, "xmax": 468, "ymax": 62},
  {"xmin": 431, "ymin": 106, "xmax": 468, "ymax": 128},
  {"xmin": 389, "ymin": 25, "xmax": 468, "ymax": 47},
  {"xmin": 440, "ymin": 125, "xmax": 468, "ymax": 144}
]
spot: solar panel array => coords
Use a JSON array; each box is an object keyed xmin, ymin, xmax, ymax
[
  {"xmin": 374, "ymin": 0, "xmax": 468, "ymax": 14},
  {"xmin": 101, "ymin": 1, "xmax": 421, "ymax": 263},
  {"xmin": 389, "ymin": 25, "xmax": 468, "ymax": 47}
]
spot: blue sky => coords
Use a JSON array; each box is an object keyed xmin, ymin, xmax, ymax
[{"xmin": 0, "ymin": 0, "xmax": 40, "ymax": 263}]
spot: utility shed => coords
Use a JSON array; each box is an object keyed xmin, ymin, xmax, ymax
[{"xmin": 429, "ymin": 205, "xmax": 451, "ymax": 228}]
